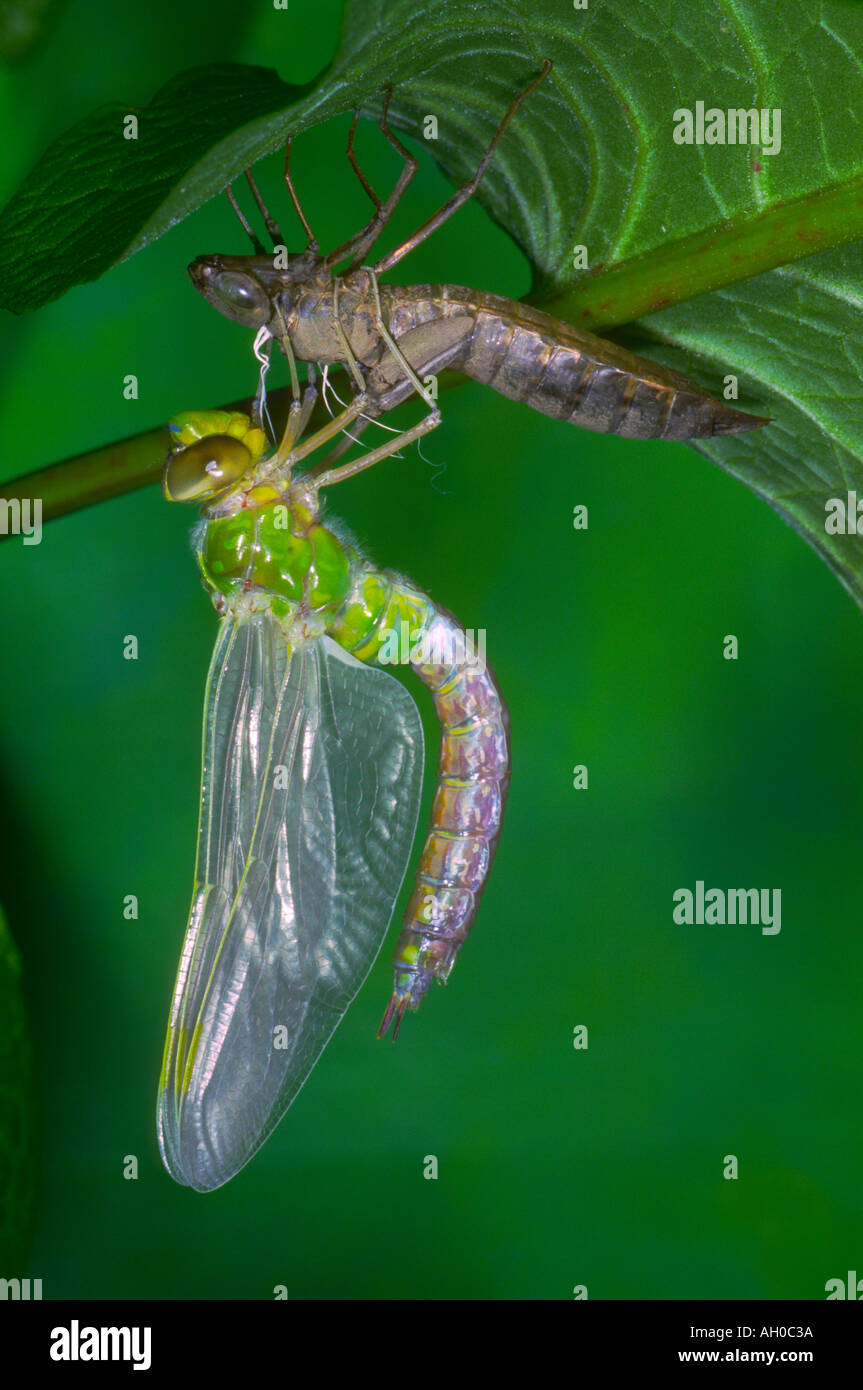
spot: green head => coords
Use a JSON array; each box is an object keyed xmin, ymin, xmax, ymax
[{"xmin": 163, "ymin": 410, "xmax": 268, "ymax": 505}]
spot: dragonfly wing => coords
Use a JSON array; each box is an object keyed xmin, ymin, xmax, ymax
[{"xmin": 158, "ymin": 616, "xmax": 424, "ymax": 1192}]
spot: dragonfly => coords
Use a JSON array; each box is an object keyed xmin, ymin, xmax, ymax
[
  {"xmin": 157, "ymin": 60, "xmax": 766, "ymax": 1196},
  {"xmin": 157, "ymin": 395, "xmax": 508, "ymax": 1192},
  {"xmin": 187, "ymin": 57, "xmax": 767, "ymax": 472}
]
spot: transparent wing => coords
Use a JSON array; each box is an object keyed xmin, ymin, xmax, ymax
[{"xmin": 157, "ymin": 615, "xmax": 424, "ymax": 1192}]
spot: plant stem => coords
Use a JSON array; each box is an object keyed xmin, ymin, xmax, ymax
[
  {"xmin": 0, "ymin": 385, "xmax": 330, "ymax": 535},
  {"xmin": 533, "ymin": 174, "xmax": 863, "ymax": 329}
]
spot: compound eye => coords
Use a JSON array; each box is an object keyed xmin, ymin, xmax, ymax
[
  {"xmin": 163, "ymin": 435, "xmax": 252, "ymax": 502},
  {"xmin": 212, "ymin": 271, "xmax": 269, "ymax": 324}
]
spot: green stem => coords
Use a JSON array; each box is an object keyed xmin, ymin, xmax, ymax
[
  {"xmin": 534, "ymin": 174, "xmax": 863, "ymax": 329},
  {"xmin": 3, "ymin": 173, "xmax": 863, "ymax": 538},
  {"xmin": 0, "ymin": 423, "xmax": 173, "ymax": 524},
  {"xmin": 0, "ymin": 386, "xmax": 312, "ymax": 535}
]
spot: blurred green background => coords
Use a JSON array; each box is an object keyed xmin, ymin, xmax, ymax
[{"xmin": 1, "ymin": 0, "xmax": 862, "ymax": 1300}]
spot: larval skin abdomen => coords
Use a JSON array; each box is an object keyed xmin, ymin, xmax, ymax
[{"xmin": 381, "ymin": 282, "xmax": 767, "ymax": 439}]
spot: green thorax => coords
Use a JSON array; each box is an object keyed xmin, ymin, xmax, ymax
[
  {"xmin": 166, "ymin": 408, "xmax": 434, "ymax": 653},
  {"xmin": 200, "ymin": 491, "xmax": 435, "ymax": 660},
  {"xmin": 198, "ymin": 488, "xmax": 353, "ymax": 624}
]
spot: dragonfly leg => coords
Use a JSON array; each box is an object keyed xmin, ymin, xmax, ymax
[
  {"xmin": 283, "ymin": 135, "xmax": 320, "ymax": 254},
  {"xmin": 373, "ymin": 58, "xmax": 552, "ymax": 276},
  {"xmin": 331, "ymin": 277, "xmax": 369, "ymax": 396},
  {"xmin": 261, "ymin": 385, "xmax": 366, "ymax": 481},
  {"xmin": 275, "ymin": 316, "xmax": 302, "ymax": 405},
  {"xmin": 267, "ymin": 380, "xmax": 320, "ymax": 472},
  {"xmin": 323, "ymin": 87, "xmax": 418, "ymax": 271},
  {"xmin": 259, "ymin": 310, "xmax": 323, "ymax": 472},
  {"xmin": 361, "ymin": 265, "xmax": 438, "ymax": 412},
  {"xmin": 225, "ymin": 185, "xmax": 267, "ymax": 253},
  {"xmin": 302, "ymin": 264, "xmax": 443, "ymax": 487},
  {"xmin": 244, "ymin": 167, "xmax": 284, "ymax": 248},
  {"xmin": 313, "ymin": 405, "xmax": 441, "ymax": 490},
  {"xmin": 345, "ymin": 104, "xmax": 383, "ymax": 209},
  {"xmin": 286, "ymin": 392, "xmax": 374, "ymax": 468},
  {"xmin": 305, "ymin": 414, "xmax": 373, "ymax": 478}
]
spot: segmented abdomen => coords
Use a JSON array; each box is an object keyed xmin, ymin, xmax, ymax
[
  {"xmin": 381, "ymin": 283, "xmax": 767, "ymax": 440},
  {"xmin": 331, "ymin": 566, "xmax": 509, "ymax": 1035}
]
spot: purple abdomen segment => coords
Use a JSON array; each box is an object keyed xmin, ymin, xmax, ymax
[{"xmin": 379, "ymin": 609, "xmax": 510, "ymax": 1036}]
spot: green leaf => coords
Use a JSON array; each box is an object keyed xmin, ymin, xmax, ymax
[
  {"xmin": 0, "ymin": 63, "xmax": 315, "ymax": 311},
  {"xmin": 0, "ymin": 902, "xmax": 36, "ymax": 1271},
  {"xmin": 2, "ymin": 0, "xmax": 863, "ymax": 605},
  {"xmin": 628, "ymin": 242, "xmax": 863, "ymax": 610}
]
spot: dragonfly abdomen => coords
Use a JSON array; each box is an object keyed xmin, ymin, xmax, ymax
[
  {"xmin": 330, "ymin": 567, "xmax": 510, "ymax": 1036},
  {"xmin": 399, "ymin": 609, "xmax": 509, "ymax": 1014}
]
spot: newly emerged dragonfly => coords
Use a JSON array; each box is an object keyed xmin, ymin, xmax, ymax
[
  {"xmin": 157, "ymin": 59, "xmax": 765, "ymax": 1195},
  {"xmin": 189, "ymin": 59, "xmax": 767, "ymax": 463},
  {"xmin": 158, "ymin": 400, "xmax": 508, "ymax": 1191}
]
